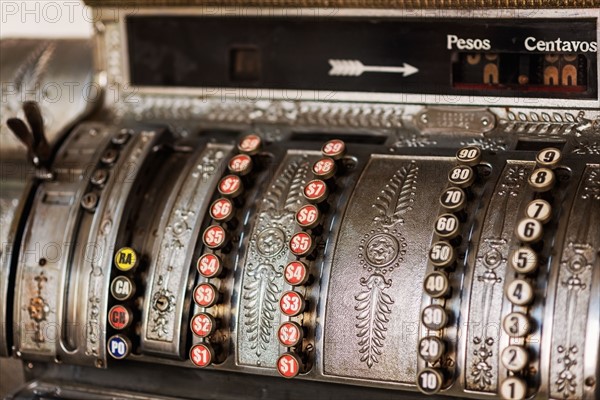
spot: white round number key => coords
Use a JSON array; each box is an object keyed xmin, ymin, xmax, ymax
[
  {"xmin": 429, "ymin": 241, "xmax": 456, "ymax": 268},
  {"xmin": 295, "ymin": 204, "xmax": 321, "ymax": 229},
  {"xmin": 456, "ymin": 146, "xmax": 482, "ymax": 166},
  {"xmin": 525, "ymin": 199, "xmax": 552, "ymax": 224},
  {"xmin": 303, "ymin": 179, "xmax": 329, "ymax": 203},
  {"xmin": 277, "ymin": 321, "xmax": 303, "ymax": 347},
  {"xmin": 510, "ymin": 247, "xmax": 538, "ymax": 274},
  {"xmin": 228, "ymin": 154, "xmax": 253, "ymax": 176},
  {"xmin": 190, "ymin": 313, "xmax": 216, "ymax": 338},
  {"xmin": 421, "ymin": 305, "xmax": 448, "ymax": 331},
  {"xmin": 447, "ymin": 165, "xmax": 475, "ymax": 188},
  {"xmin": 417, "ymin": 368, "xmax": 444, "ymax": 394},
  {"xmin": 237, "ymin": 134, "xmax": 262, "ymax": 155},
  {"xmin": 321, "ymin": 139, "xmax": 346, "ymax": 160},
  {"xmin": 190, "ymin": 343, "xmax": 214, "ymax": 368},
  {"xmin": 506, "ymin": 279, "xmax": 534, "ymax": 306},
  {"xmin": 203, "ymin": 225, "xmax": 227, "ymax": 249},
  {"xmin": 423, "ymin": 272, "xmax": 450, "ymax": 298},
  {"xmin": 503, "ymin": 312, "xmax": 530, "ymax": 338},
  {"xmin": 516, "ymin": 218, "xmax": 543, "ymax": 243},
  {"xmin": 277, "ymin": 353, "xmax": 302, "ymax": 378},
  {"xmin": 528, "ymin": 168, "xmax": 555, "ymax": 192},
  {"xmin": 536, "ymin": 147, "xmax": 562, "ymax": 168},
  {"xmin": 501, "ymin": 345, "xmax": 529, "ymax": 372},
  {"xmin": 284, "ymin": 261, "xmax": 309, "ymax": 286},
  {"xmin": 193, "ymin": 283, "xmax": 219, "ymax": 308},
  {"xmin": 279, "ymin": 291, "xmax": 305, "ymax": 317},
  {"xmin": 289, "ymin": 232, "xmax": 315, "ymax": 257},
  {"xmin": 218, "ymin": 175, "xmax": 244, "ymax": 198},
  {"xmin": 434, "ymin": 214, "xmax": 460, "ymax": 239},
  {"xmin": 210, "ymin": 198, "xmax": 234, "ymax": 222},
  {"xmin": 419, "ymin": 336, "xmax": 445, "ymax": 363},
  {"xmin": 500, "ymin": 376, "xmax": 527, "ymax": 400},
  {"xmin": 439, "ymin": 187, "xmax": 466, "ymax": 211},
  {"xmin": 312, "ymin": 157, "xmax": 337, "ymax": 180}
]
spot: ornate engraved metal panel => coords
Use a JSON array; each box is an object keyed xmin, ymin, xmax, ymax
[
  {"xmin": 324, "ymin": 155, "xmax": 455, "ymax": 384},
  {"xmin": 550, "ymin": 166, "xmax": 600, "ymax": 400},
  {"xmin": 142, "ymin": 144, "xmax": 229, "ymax": 357},
  {"xmin": 464, "ymin": 161, "xmax": 534, "ymax": 392},
  {"xmin": 237, "ymin": 153, "xmax": 316, "ymax": 368}
]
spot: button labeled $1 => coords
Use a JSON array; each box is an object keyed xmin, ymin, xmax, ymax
[
  {"xmin": 277, "ymin": 352, "xmax": 302, "ymax": 378},
  {"xmin": 190, "ymin": 343, "xmax": 214, "ymax": 368}
]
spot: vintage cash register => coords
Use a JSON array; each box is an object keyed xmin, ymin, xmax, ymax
[{"xmin": 0, "ymin": 1, "xmax": 599, "ymax": 399}]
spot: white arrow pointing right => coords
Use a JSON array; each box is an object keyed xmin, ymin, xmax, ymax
[{"xmin": 328, "ymin": 59, "xmax": 419, "ymax": 77}]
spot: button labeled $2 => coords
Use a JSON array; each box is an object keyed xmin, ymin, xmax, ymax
[
  {"xmin": 278, "ymin": 321, "xmax": 303, "ymax": 347},
  {"xmin": 190, "ymin": 313, "xmax": 216, "ymax": 338}
]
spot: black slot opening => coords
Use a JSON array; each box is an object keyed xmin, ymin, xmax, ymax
[
  {"xmin": 290, "ymin": 132, "xmax": 387, "ymax": 145},
  {"xmin": 515, "ymin": 140, "xmax": 566, "ymax": 151}
]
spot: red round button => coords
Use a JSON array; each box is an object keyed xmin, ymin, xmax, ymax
[
  {"xmin": 108, "ymin": 305, "xmax": 131, "ymax": 330},
  {"xmin": 295, "ymin": 204, "xmax": 320, "ymax": 229},
  {"xmin": 197, "ymin": 253, "xmax": 223, "ymax": 278},
  {"xmin": 193, "ymin": 283, "xmax": 219, "ymax": 307},
  {"xmin": 237, "ymin": 134, "xmax": 262, "ymax": 155},
  {"xmin": 210, "ymin": 198, "xmax": 234, "ymax": 222},
  {"xmin": 190, "ymin": 343, "xmax": 214, "ymax": 368},
  {"xmin": 190, "ymin": 313, "xmax": 216, "ymax": 338},
  {"xmin": 278, "ymin": 321, "xmax": 304, "ymax": 347},
  {"xmin": 303, "ymin": 179, "xmax": 328, "ymax": 203},
  {"xmin": 312, "ymin": 157, "xmax": 337, "ymax": 180},
  {"xmin": 321, "ymin": 139, "xmax": 346, "ymax": 160},
  {"xmin": 203, "ymin": 225, "xmax": 227, "ymax": 249},
  {"xmin": 228, "ymin": 154, "xmax": 253, "ymax": 176},
  {"xmin": 277, "ymin": 352, "xmax": 302, "ymax": 378},
  {"xmin": 284, "ymin": 261, "xmax": 309, "ymax": 286},
  {"xmin": 279, "ymin": 291, "xmax": 305, "ymax": 317},
  {"xmin": 289, "ymin": 232, "xmax": 314, "ymax": 257},
  {"xmin": 218, "ymin": 175, "xmax": 244, "ymax": 198}
]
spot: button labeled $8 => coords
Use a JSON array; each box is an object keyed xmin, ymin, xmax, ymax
[
  {"xmin": 312, "ymin": 157, "xmax": 337, "ymax": 180},
  {"xmin": 228, "ymin": 154, "xmax": 253, "ymax": 176}
]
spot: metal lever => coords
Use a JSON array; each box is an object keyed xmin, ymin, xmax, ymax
[{"xmin": 6, "ymin": 101, "xmax": 52, "ymax": 171}]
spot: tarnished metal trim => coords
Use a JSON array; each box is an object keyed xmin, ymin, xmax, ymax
[{"xmin": 141, "ymin": 144, "xmax": 230, "ymax": 358}]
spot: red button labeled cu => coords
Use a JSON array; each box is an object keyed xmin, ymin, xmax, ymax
[
  {"xmin": 279, "ymin": 291, "xmax": 305, "ymax": 317},
  {"xmin": 190, "ymin": 343, "xmax": 214, "ymax": 368},
  {"xmin": 210, "ymin": 198, "xmax": 234, "ymax": 222},
  {"xmin": 197, "ymin": 253, "xmax": 223, "ymax": 278},
  {"xmin": 278, "ymin": 321, "xmax": 304, "ymax": 347},
  {"xmin": 237, "ymin": 134, "xmax": 262, "ymax": 155},
  {"xmin": 190, "ymin": 313, "xmax": 216, "ymax": 338},
  {"xmin": 289, "ymin": 232, "xmax": 315, "ymax": 257},
  {"xmin": 193, "ymin": 283, "xmax": 219, "ymax": 308},
  {"xmin": 284, "ymin": 261, "xmax": 309, "ymax": 286},
  {"xmin": 108, "ymin": 305, "xmax": 132, "ymax": 330},
  {"xmin": 203, "ymin": 225, "xmax": 227, "ymax": 249},
  {"xmin": 295, "ymin": 204, "xmax": 320, "ymax": 229},
  {"xmin": 277, "ymin": 352, "xmax": 302, "ymax": 378},
  {"xmin": 303, "ymin": 179, "xmax": 328, "ymax": 204}
]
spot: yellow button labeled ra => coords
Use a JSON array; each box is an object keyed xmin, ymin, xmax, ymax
[{"xmin": 114, "ymin": 247, "xmax": 139, "ymax": 271}]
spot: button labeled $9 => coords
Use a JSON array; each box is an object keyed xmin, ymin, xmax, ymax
[
  {"xmin": 237, "ymin": 134, "xmax": 261, "ymax": 155},
  {"xmin": 321, "ymin": 139, "xmax": 346, "ymax": 160}
]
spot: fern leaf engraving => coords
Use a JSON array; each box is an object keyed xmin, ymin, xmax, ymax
[
  {"xmin": 355, "ymin": 274, "xmax": 394, "ymax": 368},
  {"xmin": 263, "ymin": 158, "xmax": 310, "ymax": 214},
  {"xmin": 373, "ymin": 162, "xmax": 418, "ymax": 226},
  {"xmin": 243, "ymin": 264, "xmax": 282, "ymax": 356}
]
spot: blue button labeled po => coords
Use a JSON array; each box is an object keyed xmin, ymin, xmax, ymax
[{"xmin": 107, "ymin": 334, "xmax": 131, "ymax": 360}]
